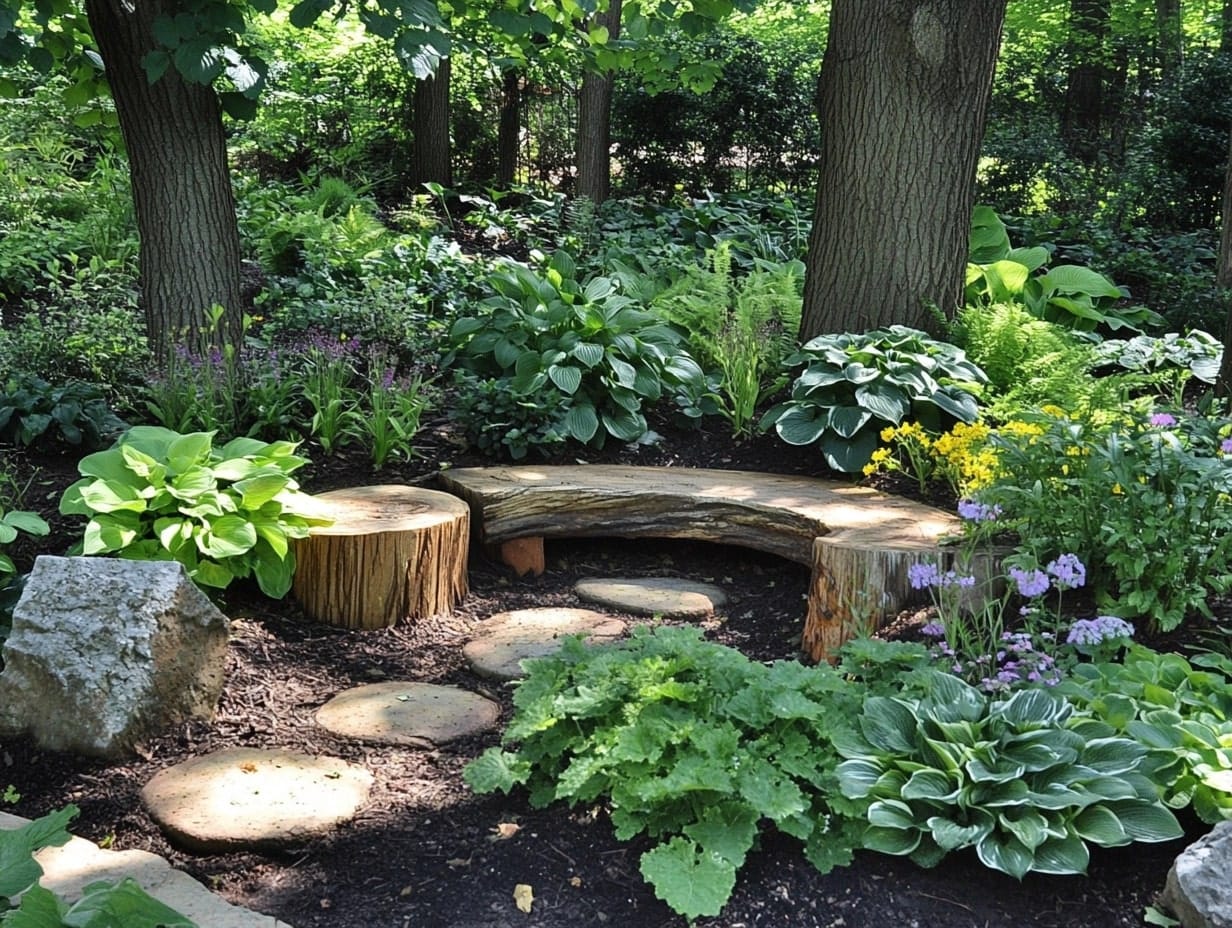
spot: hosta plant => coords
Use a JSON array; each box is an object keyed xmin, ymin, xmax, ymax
[
  {"xmin": 446, "ymin": 250, "xmax": 706, "ymax": 449},
  {"xmin": 760, "ymin": 326, "xmax": 986, "ymax": 472},
  {"xmin": 836, "ymin": 671, "xmax": 1183, "ymax": 879},
  {"xmin": 1063, "ymin": 647, "xmax": 1232, "ymax": 824},
  {"xmin": 0, "ymin": 374, "xmax": 126, "ymax": 450},
  {"xmin": 59, "ymin": 426, "xmax": 330, "ymax": 598},
  {"xmin": 464, "ymin": 626, "xmax": 865, "ymax": 920}
]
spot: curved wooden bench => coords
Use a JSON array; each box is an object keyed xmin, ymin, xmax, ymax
[{"xmin": 435, "ymin": 465, "xmax": 960, "ymax": 661}]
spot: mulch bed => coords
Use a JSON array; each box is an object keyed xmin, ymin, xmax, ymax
[{"xmin": 0, "ymin": 415, "xmax": 1206, "ymax": 928}]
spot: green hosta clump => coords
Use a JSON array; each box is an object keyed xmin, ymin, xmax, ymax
[
  {"xmin": 836, "ymin": 671, "xmax": 1183, "ymax": 879},
  {"xmin": 464, "ymin": 626, "xmax": 865, "ymax": 920},
  {"xmin": 0, "ymin": 805, "xmax": 194, "ymax": 926},
  {"xmin": 760, "ymin": 326, "xmax": 986, "ymax": 472},
  {"xmin": 59, "ymin": 426, "xmax": 329, "ymax": 598},
  {"xmin": 446, "ymin": 250, "xmax": 706, "ymax": 450},
  {"xmin": 1063, "ymin": 647, "xmax": 1232, "ymax": 824}
]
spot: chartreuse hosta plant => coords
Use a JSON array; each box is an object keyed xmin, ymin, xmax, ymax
[
  {"xmin": 1063, "ymin": 647, "xmax": 1232, "ymax": 824},
  {"xmin": 464, "ymin": 626, "xmax": 866, "ymax": 920},
  {"xmin": 760, "ymin": 326, "xmax": 987, "ymax": 472},
  {"xmin": 0, "ymin": 805, "xmax": 194, "ymax": 926},
  {"xmin": 59, "ymin": 426, "xmax": 330, "ymax": 598},
  {"xmin": 836, "ymin": 671, "xmax": 1183, "ymax": 879},
  {"xmin": 447, "ymin": 250, "xmax": 706, "ymax": 451}
]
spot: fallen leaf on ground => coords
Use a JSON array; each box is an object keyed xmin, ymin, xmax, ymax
[
  {"xmin": 490, "ymin": 822, "xmax": 520, "ymax": 841},
  {"xmin": 570, "ymin": 876, "xmax": 582, "ymax": 888},
  {"xmin": 514, "ymin": 884, "xmax": 534, "ymax": 913}
]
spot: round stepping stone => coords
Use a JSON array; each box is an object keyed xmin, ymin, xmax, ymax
[
  {"xmin": 315, "ymin": 682, "xmax": 500, "ymax": 746},
  {"xmin": 574, "ymin": 576, "xmax": 727, "ymax": 617},
  {"xmin": 463, "ymin": 607, "xmax": 626, "ymax": 681},
  {"xmin": 141, "ymin": 747, "xmax": 373, "ymax": 853}
]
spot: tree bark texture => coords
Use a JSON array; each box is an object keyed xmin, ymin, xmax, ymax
[
  {"xmin": 574, "ymin": 0, "xmax": 622, "ymax": 204},
  {"xmin": 1155, "ymin": 0, "xmax": 1183, "ymax": 75},
  {"xmin": 413, "ymin": 57, "xmax": 452, "ymax": 187},
  {"xmin": 800, "ymin": 0, "xmax": 1007, "ymax": 340},
  {"xmin": 1060, "ymin": 0, "xmax": 1110, "ymax": 163},
  {"xmin": 497, "ymin": 69, "xmax": 522, "ymax": 187},
  {"xmin": 292, "ymin": 486, "xmax": 470, "ymax": 630},
  {"xmin": 84, "ymin": 0, "xmax": 243, "ymax": 358},
  {"xmin": 1217, "ymin": 124, "xmax": 1232, "ymax": 397}
]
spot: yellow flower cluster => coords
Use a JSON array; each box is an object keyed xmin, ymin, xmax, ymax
[{"xmin": 932, "ymin": 421, "xmax": 1000, "ymax": 494}]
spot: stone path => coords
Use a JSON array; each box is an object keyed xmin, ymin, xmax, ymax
[
  {"xmin": 463, "ymin": 607, "xmax": 627, "ymax": 681},
  {"xmin": 574, "ymin": 576, "xmax": 727, "ymax": 617},
  {"xmin": 315, "ymin": 681, "xmax": 501, "ymax": 745}
]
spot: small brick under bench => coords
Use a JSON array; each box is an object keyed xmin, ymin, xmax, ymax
[{"xmin": 436, "ymin": 465, "xmax": 959, "ymax": 661}]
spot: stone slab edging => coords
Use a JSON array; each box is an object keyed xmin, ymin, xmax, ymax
[{"xmin": 0, "ymin": 811, "xmax": 292, "ymax": 927}]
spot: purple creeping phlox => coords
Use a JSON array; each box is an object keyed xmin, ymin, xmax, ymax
[
  {"xmin": 957, "ymin": 499, "xmax": 1003, "ymax": 522},
  {"xmin": 1149, "ymin": 412, "xmax": 1177, "ymax": 427}
]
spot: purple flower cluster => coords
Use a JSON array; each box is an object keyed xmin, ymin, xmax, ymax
[
  {"xmin": 1066, "ymin": 615, "xmax": 1135, "ymax": 648},
  {"xmin": 957, "ymin": 499, "xmax": 1003, "ymax": 522},
  {"xmin": 1222, "ymin": 438, "xmax": 1232, "ymax": 455},
  {"xmin": 1046, "ymin": 553, "xmax": 1087, "ymax": 590},
  {"xmin": 929, "ymin": 630, "xmax": 1061, "ymax": 693},
  {"xmin": 1149, "ymin": 412, "xmax": 1177, "ymax": 427},
  {"xmin": 1009, "ymin": 566, "xmax": 1050, "ymax": 598},
  {"xmin": 907, "ymin": 562, "xmax": 975, "ymax": 591},
  {"xmin": 920, "ymin": 620, "xmax": 946, "ymax": 638}
]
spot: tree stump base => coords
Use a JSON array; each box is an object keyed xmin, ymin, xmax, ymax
[{"xmin": 292, "ymin": 486, "xmax": 470, "ymax": 630}]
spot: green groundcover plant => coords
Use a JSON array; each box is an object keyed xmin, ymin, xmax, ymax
[
  {"xmin": 0, "ymin": 805, "xmax": 195, "ymax": 926},
  {"xmin": 59, "ymin": 426, "xmax": 329, "ymax": 598}
]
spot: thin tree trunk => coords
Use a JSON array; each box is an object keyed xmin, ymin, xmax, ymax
[
  {"xmin": 800, "ymin": 0, "xmax": 1007, "ymax": 339},
  {"xmin": 1156, "ymin": 0, "xmax": 1183, "ymax": 75},
  {"xmin": 413, "ymin": 58, "xmax": 452, "ymax": 187},
  {"xmin": 575, "ymin": 0, "xmax": 622, "ymax": 204},
  {"xmin": 497, "ymin": 69, "xmax": 521, "ymax": 187},
  {"xmin": 1216, "ymin": 124, "xmax": 1232, "ymax": 396},
  {"xmin": 84, "ymin": 0, "xmax": 243, "ymax": 358},
  {"xmin": 1060, "ymin": 0, "xmax": 1110, "ymax": 163}
]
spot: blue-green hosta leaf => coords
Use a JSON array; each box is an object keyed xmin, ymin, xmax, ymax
[
  {"xmin": 3, "ymin": 510, "xmax": 49, "ymax": 535},
  {"xmin": 828, "ymin": 405, "xmax": 873, "ymax": 439},
  {"xmin": 923, "ymin": 672, "xmax": 986, "ymax": 720},
  {"xmin": 1125, "ymin": 719, "xmax": 1185, "ymax": 750},
  {"xmin": 1072, "ymin": 804, "xmax": 1130, "ymax": 847},
  {"xmin": 794, "ymin": 367, "xmax": 846, "ymax": 390},
  {"xmin": 820, "ymin": 425, "xmax": 880, "ymax": 473},
  {"xmin": 923, "ymin": 737, "xmax": 966, "ymax": 774},
  {"xmin": 968, "ymin": 779, "xmax": 1030, "ymax": 808},
  {"xmin": 563, "ymin": 404, "xmax": 599, "ymax": 443},
  {"xmin": 1002, "ymin": 739, "xmax": 1071, "ymax": 772},
  {"xmin": 1081, "ymin": 741, "xmax": 1146, "ymax": 781},
  {"xmin": 607, "ymin": 356, "xmax": 638, "ymax": 390},
  {"xmin": 547, "ymin": 364, "xmax": 583, "ymax": 395},
  {"xmin": 927, "ymin": 815, "xmax": 991, "ymax": 851},
  {"xmin": 860, "ymin": 697, "xmax": 918, "ymax": 754},
  {"xmin": 901, "ymin": 769, "xmax": 960, "ymax": 802},
  {"xmin": 841, "ymin": 362, "xmax": 880, "ymax": 384},
  {"xmin": 640, "ymin": 838, "xmax": 737, "ymax": 919},
  {"xmin": 1030, "ymin": 833, "xmax": 1091, "ymax": 875},
  {"xmin": 684, "ymin": 802, "xmax": 759, "ymax": 868},
  {"xmin": 928, "ymin": 387, "xmax": 980, "ymax": 423},
  {"xmin": 998, "ymin": 808, "xmax": 1050, "ymax": 850},
  {"xmin": 855, "ymin": 381, "xmax": 911, "ymax": 423},
  {"xmin": 1041, "ymin": 265, "xmax": 1124, "ymax": 299},
  {"xmin": 975, "ymin": 832, "xmax": 1034, "ymax": 879},
  {"xmin": 867, "ymin": 799, "xmax": 916, "ymax": 830},
  {"xmin": 0, "ymin": 805, "xmax": 76, "ymax": 899},
  {"xmin": 602, "ymin": 410, "xmax": 649, "ymax": 443},
  {"xmin": 862, "ymin": 825, "xmax": 922, "ymax": 856},
  {"xmin": 1075, "ymin": 775, "xmax": 1138, "ymax": 802},
  {"xmin": 1107, "ymin": 802, "xmax": 1184, "ymax": 842},
  {"xmin": 836, "ymin": 758, "xmax": 884, "ymax": 799},
  {"xmin": 773, "ymin": 406, "xmax": 828, "ymax": 446},
  {"xmin": 967, "ymin": 756, "xmax": 1026, "ymax": 784},
  {"xmin": 199, "ymin": 514, "xmax": 258, "ymax": 558},
  {"xmin": 79, "ymin": 479, "xmax": 146, "ymax": 514},
  {"xmin": 995, "ymin": 688, "xmax": 1066, "ymax": 728}
]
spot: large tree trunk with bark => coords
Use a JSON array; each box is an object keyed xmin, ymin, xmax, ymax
[
  {"xmin": 575, "ymin": 0, "xmax": 622, "ymax": 204},
  {"xmin": 800, "ymin": 0, "xmax": 1007, "ymax": 340},
  {"xmin": 1060, "ymin": 0, "xmax": 1110, "ymax": 163},
  {"xmin": 84, "ymin": 0, "xmax": 243, "ymax": 358},
  {"xmin": 1216, "ymin": 124, "xmax": 1232, "ymax": 397},
  {"xmin": 497, "ymin": 69, "xmax": 521, "ymax": 187},
  {"xmin": 413, "ymin": 58, "xmax": 452, "ymax": 187}
]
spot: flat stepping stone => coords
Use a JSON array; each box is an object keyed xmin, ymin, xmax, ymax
[
  {"xmin": 141, "ymin": 747, "xmax": 373, "ymax": 853},
  {"xmin": 575, "ymin": 577, "xmax": 727, "ymax": 617},
  {"xmin": 463, "ymin": 607, "xmax": 626, "ymax": 681},
  {"xmin": 315, "ymin": 682, "xmax": 499, "ymax": 745}
]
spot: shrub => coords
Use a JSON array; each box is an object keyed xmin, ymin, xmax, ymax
[
  {"xmin": 59, "ymin": 426, "xmax": 329, "ymax": 598},
  {"xmin": 0, "ymin": 375, "xmax": 127, "ymax": 451},
  {"xmin": 760, "ymin": 326, "xmax": 986, "ymax": 473},
  {"xmin": 449, "ymin": 372, "xmax": 571, "ymax": 461}
]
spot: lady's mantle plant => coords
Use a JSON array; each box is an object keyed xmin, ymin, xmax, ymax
[
  {"xmin": 836, "ymin": 671, "xmax": 1183, "ymax": 879},
  {"xmin": 59, "ymin": 426, "xmax": 329, "ymax": 598}
]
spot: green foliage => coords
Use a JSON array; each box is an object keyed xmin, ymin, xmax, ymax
[
  {"xmin": 760, "ymin": 326, "xmax": 987, "ymax": 473},
  {"xmin": 0, "ymin": 805, "xmax": 195, "ymax": 927},
  {"xmin": 448, "ymin": 372, "xmax": 570, "ymax": 460},
  {"xmin": 982, "ymin": 409, "xmax": 1232, "ymax": 632},
  {"xmin": 464, "ymin": 626, "xmax": 865, "ymax": 919},
  {"xmin": 59, "ymin": 426, "xmax": 329, "ymax": 598},
  {"xmin": 0, "ymin": 503, "xmax": 49, "ymax": 642},
  {"xmin": 952, "ymin": 302, "xmax": 1085, "ymax": 395},
  {"xmin": 837, "ymin": 671, "xmax": 1183, "ymax": 879},
  {"xmin": 447, "ymin": 251, "xmax": 706, "ymax": 449},
  {"xmin": 0, "ymin": 376, "xmax": 127, "ymax": 451},
  {"xmin": 1092, "ymin": 330, "xmax": 1222, "ymax": 404},
  {"xmin": 1062, "ymin": 647, "xmax": 1232, "ymax": 825},
  {"xmin": 653, "ymin": 244, "xmax": 802, "ymax": 437}
]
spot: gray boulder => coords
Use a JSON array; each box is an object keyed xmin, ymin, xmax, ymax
[
  {"xmin": 1162, "ymin": 821, "xmax": 1232, "ymax": 928},
  {"xmin": 0, "ymin": 556, "xmax": 229, "ymax": 757}
]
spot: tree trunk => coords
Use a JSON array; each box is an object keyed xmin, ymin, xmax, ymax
[
  {"xmin": 1223, "ymin": 0, "xmax": 1232, "ymax": 51},
  {"xmin": 413, "ymin": 58, "xmax": 452, "ymax": 187},
  {"xmin": 83, "ymin": 0, "xmax": 243, "ymax": 359},
  {"xmin": 497, "ymin": 69, "xmax": 521, "ymax": 187},
  {"xmin": 1156, "ymin": 0, "xmax": 1183, "ymax": 76},
  {"xmin": 1216, "ymin": 124, "xmax": 1232, "ymax": 397},
  {"xmin": 800, "ymin": 0, "xmax": 1007, "ymax": 340},
  {"xmin": 575, "ymin": 0, "xmax": 622, "ymax": 204},
  {"xmin": 1060, "ymin": 0, "xmax": 1110, "ymax": 164}
]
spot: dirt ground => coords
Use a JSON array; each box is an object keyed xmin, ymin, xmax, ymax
[{"xmin": 0, "ymin": 413, "xmax": 1206, "ymax": 928}]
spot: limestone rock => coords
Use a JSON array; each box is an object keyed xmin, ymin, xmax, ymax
[
  {"xmin": 1163, "ymin": 821, "xmax": 1232, "ymax": 928},
  {"xmin": 142, "ymin": 747, "xmax": 373, "ymax": 853},
  {"xmin": 574, "ymin": 576, "xmax": 727, "ymax": 617},
  {"xmin": 315, "ymin": 682, "xmax": 500, "ymax": 745},
  {"xmin": 0, "ymin": 556, "xmax": 229, "ymax": 757},
  {"xmin": 464, "ymin": 607, "xmax": 626, "ymax": 681}
]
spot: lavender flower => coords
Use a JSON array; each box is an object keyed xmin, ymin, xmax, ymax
[
  {"xmin": 908, "ymin": 562, "xmax": 941, "ymax": 590},
  {"xmin": 1149, "ymin": 412, "xmax": 1177, "ymax": 427},
  {"xmin": 1222, "ymin": 438, "xmax": 1232, "ymax": 455},
  {"xmin": 1066, "ymin": 616, "xmax": 1135, "ymax": 648},
  {"xmin": 920, "ymin": 621, "xmax": 946, "ymax": 638},
  {"xmin": 1046, "ymin": 553, "xmax": 1086, "ymax": 590},
  {"xmin": 1009, "ymin": 566, "xmax": 1050, "ymax": 598},
  {"xmin": 957, "ymin": 499, "xmax": 1003, "ymax": 522}
]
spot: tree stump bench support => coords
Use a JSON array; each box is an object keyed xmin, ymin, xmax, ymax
[
  {"xmin": 292, "ymin": 485, "xmax": 470, "ymax": 630},
  {"xmin": 435, "ymin": 465, "xmax": 960, "ymax": 661}
]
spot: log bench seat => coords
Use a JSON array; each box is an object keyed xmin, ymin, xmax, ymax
[{"xmin": 435, "ymin": 465, "xmax": 960, "ymax": 661}]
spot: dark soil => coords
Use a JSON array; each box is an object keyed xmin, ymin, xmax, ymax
[{"xmin": 0, "ymin": 415, "xmax": 1203, "ymax": 928}]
